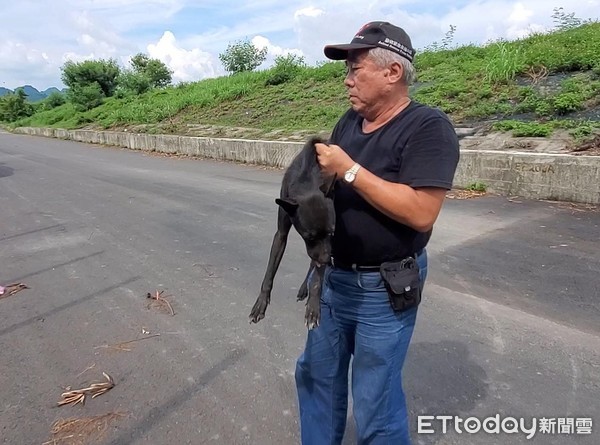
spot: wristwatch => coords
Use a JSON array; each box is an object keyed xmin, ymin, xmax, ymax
[{"xmin": 343, "ymin": 163, "xmax": 361, "ymax": 184}]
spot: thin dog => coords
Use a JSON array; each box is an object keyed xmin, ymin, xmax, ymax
[{"xmin": 249, "ymin": 137, "xmax": 336, "ymax": 329}]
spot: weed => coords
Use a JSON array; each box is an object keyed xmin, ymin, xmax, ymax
[
  {"xmin": 493, "ymin": 120, "xmax": 553, "ymax": 137},
  {"xmin": 484, "ymin": 41, "xmax": 524, "ymax": 84},
  {"xmin": 553, "ymin": 92, "xmax": 584, "ymax": 114},
  {"xmin": 466, "ymin": 182, "xmax": 487, "ymax": 192}
]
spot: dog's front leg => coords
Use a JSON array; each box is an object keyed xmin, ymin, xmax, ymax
[
  {"xmin": 296, "ymin": 263, "xmax": 314, "ymax": 301},
  {"xmin": 304, "ymin": 263, "xmax": 325, "ymax": 330},
  {"xmin": 249, "ymin": 209, "xmax": 292, "ymax": 324}
]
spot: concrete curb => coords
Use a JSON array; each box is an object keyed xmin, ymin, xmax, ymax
[{"xmin": 13, "ymin": 127, "xmax": 600, "ymax": 205}]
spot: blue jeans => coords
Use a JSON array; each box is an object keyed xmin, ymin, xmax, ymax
[{"xmin": 295, "ymin": 250, "xmax": 428, "ymax": 445}]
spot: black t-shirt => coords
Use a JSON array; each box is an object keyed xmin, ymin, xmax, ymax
[{"xmin": 329, "ymin": 101, "xmax": 460, "ymax": 265}]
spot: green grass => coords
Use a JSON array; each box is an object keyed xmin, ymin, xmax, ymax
[
  {"xmin": 8, "ymin": 23, "xmax": 600, "ymax": 144},
  {"xmin": 493, "ymin": 118, "xmax": 600, "ymax": 140},
  {"xmin": 466, "ymin": 182, "xmax": 487, "ymax": 192}
]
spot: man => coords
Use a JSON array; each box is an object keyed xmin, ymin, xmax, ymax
[{"xmin": 294, "ymin": 21, "xmax": 460, "ymax": 444}]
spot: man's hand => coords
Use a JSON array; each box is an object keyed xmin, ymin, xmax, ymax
[{"xmin": 315, "ymin": 143, "xmax": 355, "ymax": 177}]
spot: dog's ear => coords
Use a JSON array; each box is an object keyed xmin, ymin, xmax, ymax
[
  {"xmin": 276, "ymin": 198, "xmax": 299, "ymax": 216},
  {"xmin": 319, "ymin": 174, "xmax": 337, "ymax": 198},
  {"xmin": 308, "ymin": 136, "xmax": 324, "ymax": 146}
]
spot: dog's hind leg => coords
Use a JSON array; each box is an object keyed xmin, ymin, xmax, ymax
[
  {"xmin": 304, "ymin": 264, "xmax": 325, "ymax": 330},
  {"xmin": 296, "ymin": 263, "xmax": 314, "ymax": 301},
  {"xmin": 249, "ymin": 208, "xmax": 292, "ymax": 324}
]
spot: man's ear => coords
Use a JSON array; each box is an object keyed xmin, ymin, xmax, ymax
[
  {"xmin": 319, "ymin": 174, "xmax": 337, "ymax": 198},
  {"xmin": 276, "ymin": 198, "xmax": 299, "ymax": 216},
  {"xmin": 387, "ymin": 61, "xmax": 403, "ymax": 83}
]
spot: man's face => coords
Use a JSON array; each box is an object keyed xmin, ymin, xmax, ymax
[{"xmin": 344, "ymin": 50, "xmax": 389, "ymax": 117}]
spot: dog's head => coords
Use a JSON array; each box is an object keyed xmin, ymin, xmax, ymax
[{"xmin": 276, "ymin": 175, "xmax": 336, "ymax": 265}]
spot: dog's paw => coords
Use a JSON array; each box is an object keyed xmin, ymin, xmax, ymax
[
  {"xmin": 304, "ymin": 304, "xmax": 320, "ymax": 330},
  {"xmin": 249, "ymin": 298, "xmax": 268, "ymax": 324}
]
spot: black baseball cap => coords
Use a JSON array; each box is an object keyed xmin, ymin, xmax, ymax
[{"xmin": 324, "ymin": 21, "xmax": 415, "ymax": 62}]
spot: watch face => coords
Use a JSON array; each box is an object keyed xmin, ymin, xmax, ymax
[{"xmin": 344, "ymin": 171, "xmax": 354, "ymax": 182}]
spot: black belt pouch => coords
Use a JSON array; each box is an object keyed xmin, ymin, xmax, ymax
[{"xmin": 380, "ymin": 257, "xmax": 421, "ymax": 312}]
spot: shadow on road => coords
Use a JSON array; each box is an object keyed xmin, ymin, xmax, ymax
[
  {"xmin": 10, "ymin": 250, "xmax": 105, "ymax": 283},
  {"xmin": 434, "ymin": 209, "xmax": 600, "ymax": 334},
  {"xmin": 407, "ymin": 340, "xmax": 489, "ymax": 444},
  {"xmin": 0, "ymin": 276, "xmax": 141, "ymax": 337},
  {"xmin": 106, "ymin": 348, "xmax": 249, "ymax": 445},
  {"xmin": 0, "ymin": 163, "xmax": 14, "ymax": 178},
  {"xmin": 339, "ymin": 340, "xmax": 487, "ymax": 445},
  {"xmin": 0, "ymin": 224, "xmax": 64, "ymax": 242}
]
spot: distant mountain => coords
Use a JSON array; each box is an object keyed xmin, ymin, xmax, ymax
[
  {"xmin": 42, "ymin": 87, "xmax": 62, "ymax": 96},
  {"xmin": 19, "ymin": 85, "xmax": 47, "ymax": 102},
  {"xmin": 0, "ymin": 85, "xmax": 66, "ymax": 102}
]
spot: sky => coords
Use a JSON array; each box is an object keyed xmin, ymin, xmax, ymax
[{"xmin": 1, "ymin": 0, "xmax": 599, "ymax": 91}]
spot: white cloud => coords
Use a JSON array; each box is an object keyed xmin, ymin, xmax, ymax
[
  {"xmin": 147, "ymin": 31, "xmax": 219, "ymax": 83},
  {"xmin": 509, "ymin": 3, "xmax": 534, "ymax": 23},
  {"xmin": 0, "ymin": 41, "xmax": 58, "ymax": 88},
  {"xmin": 294, "ymin": 6, "xmax": 324, "ymax": 19},
  {"xmin": 250, "ymin": 35, "xmax": 304, "ymax": 69},
  {"xmin": 1, "ymin": 0, "xmax": 599, "ymax": 90},
  {"xmin": 252, "ymin": 36, "xmax": 303, "ymax": 57}
]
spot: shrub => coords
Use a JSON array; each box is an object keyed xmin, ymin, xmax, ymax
[
  {"xmin": 265, "ymin": 54, "xmax": 306, "ymax": 86},
  {"xmin": 494, "ymin": 120, "xmax": 553, "ymax": 137},
  {"xmin": 552, "ymin": 92, "xmax": 583, "ymax": 114},
  {"xmin": 61, "ymin": 59, "xmax": 120, "ymax": 98},
  {"xmin": 43, "ymin": 92, "xmax": 66, "ymax": 110},
  {"xmin": 305, "ymin": 62, "xmax": 345, "ymax": 81},
  {"xmin": 117, "ymin": 71, "xmax": 152, "ymax": 96},
  {"xmin": 67, "ymin": 83, "xmax": 105, "ymax": 111},
  {"xmin": 219, "ymin": 39, "xmax": 267, "ymax": 74},
  {"xmin": 129, "ymin": 53, "xmax": 172, "ymax": 88},
  {"xmin": 0, "ymin": 89, "xmax": 34, "ymax": 122}
]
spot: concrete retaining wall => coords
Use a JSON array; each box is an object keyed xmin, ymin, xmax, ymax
[{"xmin": 13, "ymin": 127, "xmax": 600, "ymax": 204}]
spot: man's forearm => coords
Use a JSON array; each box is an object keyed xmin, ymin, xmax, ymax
[{"xmin": 351, "ymin": 167, "xmax": 446, "ymax": 232}]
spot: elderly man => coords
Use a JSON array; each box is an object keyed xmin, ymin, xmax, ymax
[{"xmin": 294, "ymin": 21, "xmax": 460, "ymax": 444}]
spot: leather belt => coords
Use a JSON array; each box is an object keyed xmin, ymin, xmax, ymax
[
  {"xmin": 330, "ymin": 250, "xmax": 423, "ymax": 272},
  {"xmin": 329, "ymin": 258, "xmax": 381, "ymax": 272}
]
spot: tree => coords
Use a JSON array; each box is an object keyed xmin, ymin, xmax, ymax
[
  {"xmin": 0, "ymin": 89, "xmax": 34, "ymax": 122},
  {"xmin": 552, "ymin": 7, "xmax": 583, "ymax": 30},
  {"xmin": 130, "ymin": 53, "xmax": 172, "ymax": 88},
  {"xmin": 265, "ymin": 54, "xmax": 306, "ymax": 86},
  {"xmin": 116, "ymin": 71, "xmax": 152, "ymax": 96},
  {"xmin": 219, "ymin": 39, "xmax": 267, "ymax": 74},
  {"xmin": 67, "ymin": 83, "xmax": 105, "ymax": 112},
  {"xmin": 43, "ymin": 91, "xmax": 66, "ymax": 110},
  {"xmin": 61, "ymin": 59, "xmax": 121, "ymax": 100}
]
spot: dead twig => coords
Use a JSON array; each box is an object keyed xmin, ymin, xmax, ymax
[
  {"xmin": 57, "ymin": 373, "xmax": 115, "ymax": 407},
  {"xmin": 0, "ymin": 282, "xmax": 29, "ymax": 299},
  {"xmin": 43, "ymin": 412, "xmax": 127, "ymax": 445},
  {"xmin": 95, "ymin": 334, "xmax": 160, "ymax": 352},
  {"xmin": 75, "ymin": 363, "xmax": 96, "ymax": 378},
  {"xmin": 446, "ymin": 190, "xmax": 487, "ymax": 200},
  {"xmin": 526, "ymin": 64, "xmax": 548, "ymax": 84},
  {"xmin": 146, "ymin": 290, "xmax": 175, "ymax": 316}
]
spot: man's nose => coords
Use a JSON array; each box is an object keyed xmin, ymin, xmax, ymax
[{"xmin": 344, "ymin": 73, "xmax": 354, "ymax": 88}]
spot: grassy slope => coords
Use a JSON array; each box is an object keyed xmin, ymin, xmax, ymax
[{"xmin": 13, "ymin": 23, "xmax": 600, "ymax": 142}]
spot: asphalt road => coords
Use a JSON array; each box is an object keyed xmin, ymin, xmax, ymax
[{"xmin": 1, "ymin": 131, "xmax": 599, "ymax": 445}]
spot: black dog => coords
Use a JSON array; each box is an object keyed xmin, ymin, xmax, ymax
[{"xmin": 249, "ymin": 137, "xmax": 336, "ymax": 329}]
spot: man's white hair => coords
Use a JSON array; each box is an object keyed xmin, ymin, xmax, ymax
[{"xmin": 368, "ymin": 47, "xmax": 416, "ymax": 85}]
